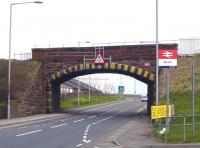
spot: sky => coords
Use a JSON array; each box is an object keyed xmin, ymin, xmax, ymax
[{"xmin": 1, "ymin": 0, "xmax": 200, "ymax": 94}]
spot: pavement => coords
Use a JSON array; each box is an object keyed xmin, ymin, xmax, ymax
[{"xmin": 0, "ymin": 101, "xmax": 200, "ymax": 148}]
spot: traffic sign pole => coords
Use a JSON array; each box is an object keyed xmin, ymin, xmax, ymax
[
  {"xmin": 165, "ymin": 68, "xmax": 170, "ymax": 143},
  {"xmin": 192, "ymin": 59, "xmax": 195, "ymax": 137}
]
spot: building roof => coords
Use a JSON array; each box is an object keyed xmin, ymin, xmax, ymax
[{"xmin": 63, "ymin": 79, "xmax": 101, "ymax": 92}]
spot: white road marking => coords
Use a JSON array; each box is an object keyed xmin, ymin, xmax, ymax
[
  {"xmin": 137, "ymin": 105, "xmax": 147, "ymax": 113},
  {"xmin": 0, "ymin": 115, "xmax": 70, "ymax": 130},
  {"xmin": 85, "ymin": 124, "xmax": 91, "ymax": 133},
  {"xmin": 81, "ymin": 99, "xmax": 130, "ymax": 113},
  {"xmin": 50, "ymin": 123, "xmax": 68, "ymax": 128},
  {"xmin": 76, "ymin": 144, "xmax": 83, "ymax": 147},
  {"xmin": 73, "ymin": 119, "xmax": 85, "ymax": 123},
  {"xmin": 88, "ymin": 115, "xmax": 96, "ymax": 119},
  {"xmin": 83, "ymin": 139, "xmax": 92, "ymax": 143},
  {"xmin": 16, "ymin": 129, "xmax": 42, "ymax": 137},
  {"xmin": 98, "ymin": 112, "xmax": 106, "ymax": 115}
]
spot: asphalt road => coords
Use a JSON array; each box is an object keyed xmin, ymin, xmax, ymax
[{"xmin": 0, "ymin": 98, "xmax": 146, "ymax": 148}]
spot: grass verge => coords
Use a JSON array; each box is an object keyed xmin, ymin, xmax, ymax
[
  {"xmin": 154, "ymin": 91, "xmax": 200, "ymax": 143},
  {"xmin": 61, "ymin": 95, "xmax": 123, "ymax": 109}
]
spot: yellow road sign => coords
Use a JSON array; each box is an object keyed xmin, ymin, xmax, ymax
[{"xmin": 151, "ymin": 105, "xmax": 172, "ymax": 119}]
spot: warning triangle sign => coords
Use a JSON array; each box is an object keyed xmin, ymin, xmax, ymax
[{"xmin": 94, "ymin": 52, "xmax": 105, "ymax": 64}]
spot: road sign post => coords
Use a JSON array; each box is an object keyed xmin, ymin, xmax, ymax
[
  {"xmin": 158, "ymin": 49, "xmax": 177, "ymax": 142},
  {"xmin": 192, "ymin": 59, "xmax": 195, "ymax": 137},
  {"xmin": 165, "ymin": 68, "xmax": 170, "ymax": 143}
]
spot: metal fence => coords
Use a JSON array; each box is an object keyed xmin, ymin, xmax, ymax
[
  {"xmin": 154, "ymin": 115, "xmax": 200, "ymax": 143},
  {"xmin": 14, "ymin": 52, "xmax": 32, "ymax": 60}
]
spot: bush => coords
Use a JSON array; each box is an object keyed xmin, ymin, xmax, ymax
[
  {"xmin": 72, "ymin": 97, "xmax": 90, "ymax": 105},
  {"xmin": 0, "ymin": 102, "xmax": 7, "ymax": 119}
]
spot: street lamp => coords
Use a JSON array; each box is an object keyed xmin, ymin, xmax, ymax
[
  {"xmin": 8, "ymin": 1, "xmax": 43, "ymax": 119},
  {"xmin": 77, "ymin": 41, "xmax": 91, "ymax": 107},
  {"xmin": 156, "ymin": 0, "xmax": 159, "ymax": 105}
]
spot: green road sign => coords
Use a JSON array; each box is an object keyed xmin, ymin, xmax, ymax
[{"xmin": 118, "ymin": 86, "xmax": 125, "ymax": 93}]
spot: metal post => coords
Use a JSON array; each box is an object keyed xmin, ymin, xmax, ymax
[
  {"xmin": 192, "ymin": 59, "xmax": 195, "ymax": 137},
  {"xmin": 89, "ymin": 75, "xmax": 91, "ymax": 102},
  {"xmin": 165, "ymin": 68, "xmax": 170, "ymax": 143},
  {"xmin": 134, "ymin": 79, "xmax": 136, "ymax": 94},
  {"xmin": 7, "ymin": 1, "xmax": 43, "ymax": 120},
  {"xmin": 8, "ymin": 4, "xmax": 13, "ymax": 120},
  {"xmin": 156, "ymin": 0, "xmax": 159, "ymax": 105},
  {"xmin": 184, "ymin": 117, "xmax": 186, "ymax": 142},
  {"xmin": 78, "ymin": 76, "xmax": 80, "ymax": 108},
  {"xmin": 159, "ymin": 119, "xmax": 161, "ymax": 140},
  {"xmin": 166, "ymin": 68, "xmax": 170, "ymax": 130}
]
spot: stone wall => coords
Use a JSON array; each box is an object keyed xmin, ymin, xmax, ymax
[{"xmin": 10, "ymin": 70, "xmax": 46, "ymax": 118}]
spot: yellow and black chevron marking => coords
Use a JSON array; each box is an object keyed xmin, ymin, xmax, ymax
[{"xmin": 50, "ymin": 63, "xmax": 155, "ymax": 82}]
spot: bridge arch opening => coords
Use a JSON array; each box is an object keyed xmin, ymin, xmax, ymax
[{"xmin": 47, "ymin": 63, "xmax": 155, "ymax": 114}]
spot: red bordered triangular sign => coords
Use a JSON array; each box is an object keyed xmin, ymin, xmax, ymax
[{"xmin": 94, "ymin": 52, "xmax": 105, "ymax": 64}]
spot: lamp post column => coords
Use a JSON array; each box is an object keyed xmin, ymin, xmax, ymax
[{"xmin": 7, "ymin": 1, "xmax": 43, "ymax": 119}]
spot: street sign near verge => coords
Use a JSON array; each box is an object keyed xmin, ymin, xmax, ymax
[
  {"xmin": 151, "ymin": 105, "xmax": 172, "ymax": 119},
  {"xmin": 159, "ymin": 49, "xmax": 177, "ymax": 68},
  {"xmin": 94, "ymin": 52, "xmax": 105, "ymax": 64}
]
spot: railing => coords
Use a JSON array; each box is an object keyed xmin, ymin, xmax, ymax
[
  {"xmin": 32, "ymin": 40, "xmax": 178, "ymax": 49},
  {"xmin": 154, "ymin": 115, "xmax": 200, "ymax": 143},
  {"xmin": 92, "ymin": 40, "xmax": 178, "ymax": 47},
  {"xmin": 14, "ymin": 52, "xmax": 32, "ymax": 60}
]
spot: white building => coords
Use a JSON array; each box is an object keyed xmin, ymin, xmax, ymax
[{"xmin": 178, "ymin": 38, "xmax": 200, "ymax": 55}]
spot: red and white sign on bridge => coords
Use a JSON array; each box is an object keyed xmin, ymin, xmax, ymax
[{"xmin": 159, "ymin": 49, "xmax": 177, "ymax": 68}]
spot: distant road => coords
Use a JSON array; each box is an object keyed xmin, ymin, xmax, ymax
[{"xmin": 0, "ymin": 98, "xmax": 146, "ymax": 148}]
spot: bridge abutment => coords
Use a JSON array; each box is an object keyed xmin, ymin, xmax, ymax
[
  {"xmin": 52, "ymin": 83, "xmax": 61, "ymax": 112},
  {"xmin": 147, "ymin": 83, "xmax": 156, "ymax": 115}
]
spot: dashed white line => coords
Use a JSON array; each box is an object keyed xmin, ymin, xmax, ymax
[
  {"xmin": 76, "ymin": 144, "xmax": 83, "ymax": 147},
  {"xmin": 50, "ymin": 123, "xmax": 68, "ymax": 129},
  {"xmin": 16, "ymin": 129, "xmax": 42, "ymax": 137},
  {"xmin": 137, "ymin": 105, "xmax": 147, "ymax": 113},
  {"xmin": 88, "ymin": 115, "xmax": 96, "ymax": 119},
  {"xmin": 73, "ymin": 119, "xmax": 85, "ymax": 123},
  {"xmin": 98, "ymin": 112, "xmax": 106, "ymax": 115}
]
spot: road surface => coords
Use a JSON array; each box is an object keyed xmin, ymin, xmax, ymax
[{"xmin": 0, "ymin": 98, "xmax": 146, "ymax": 148}]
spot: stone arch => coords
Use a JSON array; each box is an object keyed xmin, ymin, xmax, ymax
[{"xmin": 46, "ymin": 63, "xmax": 155, "ymax": 113}]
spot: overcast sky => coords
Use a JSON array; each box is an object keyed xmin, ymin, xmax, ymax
[{"xmin": 1, "ymin": 0, "xmax": 200, "ymax": 94}]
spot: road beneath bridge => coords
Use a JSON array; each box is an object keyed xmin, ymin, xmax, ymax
[{"xmin": 0, "ymin": 97, "xmax": 150, "ymax": 148}]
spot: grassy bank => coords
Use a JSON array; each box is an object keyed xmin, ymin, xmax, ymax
[
  {"xmin": 155, "ymin": 55, "xmax": 200, "ymax": 143},
  {"xmin": 155, "ymin": 91, "xmax": 200, "ymax": 143},
  {"xmin": 61, "ymin": 95, "xmax": 123, "ymax": 109}
]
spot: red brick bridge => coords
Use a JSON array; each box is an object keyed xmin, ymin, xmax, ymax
[{"xmin": 22, "ymin": 43, "xmax": 176, "ymax": 116}]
